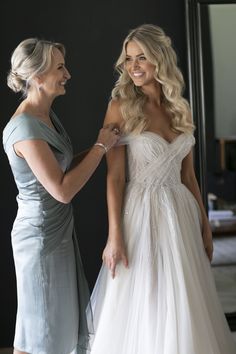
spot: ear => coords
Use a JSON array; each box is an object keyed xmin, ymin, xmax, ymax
[
  {"xmin": 31, "ymin": 75, "xmax": 44, "ymax": 92},
  {"xmin": 33, "ymin": 75, "xmax": 44, "ymax": 85}
]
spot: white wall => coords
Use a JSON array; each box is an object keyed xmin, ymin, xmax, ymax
[{"xmin": 209, "ymin": 4, "xmax": 236, "ymax": 138}]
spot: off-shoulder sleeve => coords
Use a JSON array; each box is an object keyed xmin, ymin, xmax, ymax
[{"xmin": 176, "ymin": 133, "xmax": 196, "ymax": 161}]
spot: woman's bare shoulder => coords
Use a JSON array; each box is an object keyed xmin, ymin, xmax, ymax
[
  {"xmin": 108, "ymin": 98, "xmax": 122, "ymax": 109},
  {"xmin": 104, "ymin": 99, "xmax": 123, "ymax": 125}
]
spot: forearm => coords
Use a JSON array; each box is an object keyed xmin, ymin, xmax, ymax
[
  {"xmin": 70, "ymin": 148, "xmax": 91, "ymax": 169},
  {"xmin": 107, "ymin": 177, "xmax": 126, "ymax": 240},
  {"xmin": 182, "ymin": 171, "xmax": 213, "ymax": 260},
  {"xmin": 60, "ymin": 146, "xmax": 104, "ymax": 203},
  {"xmin": 182, "ymin": 175, "xmax": 209, "ymax": 224}
]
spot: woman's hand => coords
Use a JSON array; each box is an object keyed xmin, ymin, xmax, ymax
[
  {"xmin": 102, "ymin": 236, "xmax": 128, "ymax": 278},
  {"xmin": 202, "ymin": 220, "xmax": 213, "ymax": 262},
  {"xmin": 96, "ymin": 124, "xmax": 120, "ymax": 152}
]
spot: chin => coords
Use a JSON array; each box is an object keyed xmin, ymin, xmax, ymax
[
  {"xmin": 59, "ymin": 89, "xmax": 66, "ymax": 95},
  {"xmin": 132, "ymin": 80, "xmax": 143, "ymax": 87}
]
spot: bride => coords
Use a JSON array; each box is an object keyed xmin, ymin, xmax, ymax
[{"xmin": 88, "ymin": 24, "xmax": 236, "ymax": 354}]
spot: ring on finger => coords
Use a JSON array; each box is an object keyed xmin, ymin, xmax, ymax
[{"xmin": 113, "ymin": 127, "xmax": 120, "ymax": 135}]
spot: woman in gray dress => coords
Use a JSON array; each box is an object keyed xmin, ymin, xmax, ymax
[{"xmin": 2, "ymin": 38, "xmax": 120, "ymax": 354}]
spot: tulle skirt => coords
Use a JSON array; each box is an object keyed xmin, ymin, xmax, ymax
[{"xmin": 88, "ymin": 182, "xmax": 236, "ymax": 354}]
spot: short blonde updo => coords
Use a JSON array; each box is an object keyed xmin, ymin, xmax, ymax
[{"xmin": 7, "ymin": 38, "xmax": 65, "ymax": 95}]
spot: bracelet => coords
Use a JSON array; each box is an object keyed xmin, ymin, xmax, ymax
[{"xmin": 94, "ymin": 142, "xmax": 108, "ymax": 153}]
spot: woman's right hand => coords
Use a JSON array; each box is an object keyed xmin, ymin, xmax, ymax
[{"xmin": 96, "ymin": 124, "xmax": 120, "ymax": 152}]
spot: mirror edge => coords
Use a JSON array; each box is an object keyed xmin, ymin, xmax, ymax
[{"xmin": 185, "ymin": 0, "xmax": 208, "ymax": 208}]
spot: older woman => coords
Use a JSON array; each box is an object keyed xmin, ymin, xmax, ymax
[{"xmin": 3, "ymin": 38, "xmax": 120, "ymax": 354}]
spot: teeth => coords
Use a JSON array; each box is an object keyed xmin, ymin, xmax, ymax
[
  {"xmin": 133, "ymin": 72, "xmax": 144, "ymax": 77},
  {"xmin": 60, "ymin": 81, "xmax": 66, "ymax": 85}
]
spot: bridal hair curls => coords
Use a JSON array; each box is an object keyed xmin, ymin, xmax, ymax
[
  {"xmin": 7, "ymin": 38, "xmax": 65, "ymax": 95},
  {"xmin": 112, "ymin": 24, "xmax": 195, "ymax": 134}
]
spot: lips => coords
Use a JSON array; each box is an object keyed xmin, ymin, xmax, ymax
[{"xmin": 132, "ymin": 72, "xmax": 144, "ymax": 78}]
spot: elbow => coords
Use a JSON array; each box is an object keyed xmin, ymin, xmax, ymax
[
  {"xmin": 57, "ymin": 195, "xmax": 72, "ymax": 204},
  {"xmin": 54, "ymin": 193, "xmax": 72, "ymax": 204},
  {"xmin": 51, "ymin": 187, "xmax": 72, "ymax": 204}
]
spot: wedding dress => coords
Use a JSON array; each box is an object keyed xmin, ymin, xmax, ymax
[{"xmin": 89, "ymin": 132, "xmax": 236, "ymax": 354}]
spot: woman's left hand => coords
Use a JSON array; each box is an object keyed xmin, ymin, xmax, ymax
[
  {"xmin": 202, "ymin": 220, "xmax": 213, "ymax": 262},
  {"xmin": 102, "ymin": 237, "xmax": 128, "ymax": 279}
]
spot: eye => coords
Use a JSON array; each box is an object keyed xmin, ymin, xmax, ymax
[
  {"xmin": 138, "ymin": 56, "xmax": 146, "ymax": 61},
  {"xmin": 125, "ymin": 57, "xmax": 132, "ymax": 62}
]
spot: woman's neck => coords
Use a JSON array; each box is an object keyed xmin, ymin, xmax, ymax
[
  {"xmin": 21, "ymin": 94, "xmax": 53, "ymax": 120},
  {"xmin": 141, "ymin": 82, "xmax": 162, "ymax": 107}
]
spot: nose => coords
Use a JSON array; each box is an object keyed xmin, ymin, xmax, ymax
[
  {"xmin": 64, "ymin": 67, "xmax": 71, "ymax": 80},
  {"xmin": 131, "ymin": 58, "xmax": 140, "ymax": 69}
]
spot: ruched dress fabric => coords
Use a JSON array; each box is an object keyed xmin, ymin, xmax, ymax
[
  {"xmin": 2, "ymin": 112, "xmax": 92, "ymax": 354},
  {"xmin": 89, "ymin": 132, "xmax": 236, "ymax": 354}
]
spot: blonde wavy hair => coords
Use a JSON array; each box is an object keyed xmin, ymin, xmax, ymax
[{"xmin": 112, "ymin": 24, "xmax": 195, "ymax": 134}]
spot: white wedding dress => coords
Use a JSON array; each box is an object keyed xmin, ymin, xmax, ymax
[{"xmin": 88, "ymin": 132, "xmax": 236, "ymax": 354}]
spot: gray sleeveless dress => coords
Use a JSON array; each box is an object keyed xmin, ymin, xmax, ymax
[{"xmin": 2, "ymin": 112, "xmax": 92, "ymax": 354}]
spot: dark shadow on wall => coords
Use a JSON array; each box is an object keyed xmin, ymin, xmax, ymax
[{"xmin": 0, "ymin": 0, "xmax": 187, "ymax": 346}]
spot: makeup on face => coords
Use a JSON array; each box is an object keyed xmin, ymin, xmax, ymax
[
  {"xmin": 39, "ymin": 48, "xmax": 71, "ymax": 97},
  {"xmin": 125, "ymin": 41, "xmax": 156, "ymax": 87}
]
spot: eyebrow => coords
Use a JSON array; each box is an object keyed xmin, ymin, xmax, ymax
[{"xmin": 125, "ymin": 53, "xmax": 145, "ymax": 57}]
